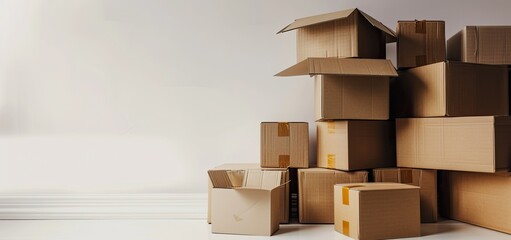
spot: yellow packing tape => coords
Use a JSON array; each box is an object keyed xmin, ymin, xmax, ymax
[
  {"xmin": 278, "ymin": 155, "xmax": 290, "ymax": 168},
  {"xmin": 327, "ymin": 154, "xmax": 336, "ymax": 169},
  {"xmin": 342, "ymin": 220, "xmax": 350, "ymax": 236},
  {"xmin": 277, "ymin": 122, "xmax": 289, "ymax": 137}
]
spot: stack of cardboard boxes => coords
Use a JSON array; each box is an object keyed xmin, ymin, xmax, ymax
[{"xmin": 208, "ymin": 7, "xmax": 511, "ymax": 238}]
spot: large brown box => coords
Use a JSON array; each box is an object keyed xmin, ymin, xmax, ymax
[
  {"xmin": 261, "ymin": 122, "xmax": 308, "ymax": 168},
  {"xmin": 397, "ymin": 20, "xmax": 445, "ymax": 68},
  {"xmin": 373, "ymin": 168, "xmax": 438, "ymax": 223},
  {"xmin": 276, "ymin": 58, "xmax": 398, "ymax": 121},
  {"xmin": 396, "ymin": 116, "xmax": 511, "ymax": 173},
  {"xmin": 448, "ymin": 26, "xmax": 511, "ymax": 64},
  {"xmin": 317, "ymin": 121, "xmax": 395, "ymax": 171},
  {"xmin": 439, "ymin": 171, "xmax": 511, "ymax": 234},
  {"xmin": 278, "ymin": 8, "xmax": 396, "ymax": 62},
  {"xmin": 207, "ymin": 163, "xmax": 289, "ymax": 224},
  {"xmin": 393, "ymin": 61, "xmax": 508, "ymax": 117},
  {"xmin": 334, "ymin": 183, "xmax": 420, "ymax": 240},
  {"xmin": 298, "ymin": 168, "xmax": 368, "ymax": 223}
]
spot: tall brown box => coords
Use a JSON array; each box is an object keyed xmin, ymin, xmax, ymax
[
  {"xmin": 334, "ymin": 183, "xmax": 421, "ymax": 240},
  {"xmin": 396, "ymin": 116, "xmax": 511, "ymax": 173},
  {"xmin": 298, "ymin": 168, "xmax": 368, "ymax": 223},
  {"xmin": 448, "ymin": 26, "xmax": 511, "ymax": 64},
  {"xmin": 393, "ymin": 61, "xmax": 508, "ymax": 117},
  {"xmin": 439, "ymin": 171, "xmax": 511, "ymax": 234},
  {"xmin": 317, "ymin": 121, "xmax": 395, "ymax": 171},
  {"xmin": 276, "ymin": 58, "xmax": 398, "ymax": 121},
  {"xmin": 397, "ymin": 20, "xmax": 445, "ymax": 68},
  {"xmin": 277, "ymin": 8, "xmax": 396, "ymax": 62},
  {"xmin": 261, "ymin": 122, "xmax": 308, "ymax": 168},
  {"xmin": 373, "ymin": 168, "xmax": 438, "ymax": 223}
]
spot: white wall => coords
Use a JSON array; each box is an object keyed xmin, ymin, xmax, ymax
[{"xmin": 0, "ymin": 0, "xmax": 510, "ymax": 194}]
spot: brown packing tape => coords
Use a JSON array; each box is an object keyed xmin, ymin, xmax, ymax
[
  {"xmin": 415, "ymin": 55, "xmax": 426, "ymax": 66},
  {"xmin": 278, "ymin": 122, "xmax": 290, "ymax": 137},
  {"xmin": 415, "ymin": 20, "xmax": 426, "ymax": 33},
  {"xmin": 342, "ymin": 220, "xmax": 350, "ymax": 236},
  {"xmin": 342, "ymin": 185, "xmax": 364, "ymax": 205},
  {"xmin": 327, "ymin": 154, "xmax": 336, "ymax": 168},
  {"xmin": 399, "ymin": 169, "xmax": 413, "ymax": 184},
  {"xmin": 279, "ymin": 155, "xmax": 290, "ymax": 168}
]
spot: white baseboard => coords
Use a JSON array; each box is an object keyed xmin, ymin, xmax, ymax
[{"xmin": 0, "ymin": 193, "xmax": 207, "ymax": 220}]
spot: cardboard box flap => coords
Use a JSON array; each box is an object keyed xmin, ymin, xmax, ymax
[
  {"xmin": 339, "ymin": 183, "xmax": 419, "ymax": 192},
  {"xmin": 244, "ymin": 170, "xmax": 283, "ymax": 190},
  {"xmin": 275, "ymin": 58, "xmax": 398, "ymax": 77},
  {"xmin": 277, "ymin": 8, "xmax": 396, "ymax": 42},
  {"xmin": 208, "ymin": 170, "xmax": 245, "ymax": 189}
]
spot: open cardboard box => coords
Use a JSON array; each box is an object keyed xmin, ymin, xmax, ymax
[{"xmin": 209, "ymin": 169, "xmax": 288, "ymax": 236}]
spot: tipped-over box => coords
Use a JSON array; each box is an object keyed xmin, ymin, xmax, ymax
[
  {"xmin": 278, "ymin": 8, "xmax": 396, "ymax": 62},
  {"xmin": 298, "ymin": 168, "xmax": 368, "ymax": 223},
  {"xmin": 207, "ymin": 163, "xmax": 289, "ymax": 224},
  {"xmin": 393, "ymin": 61, "xmax": 508, "ymax": 117},
  {"xmin": 209, "ymin": 169, "xmax": 287, "ymax": 236},
  {"xmin": 261, "ymin": 122, "xmax": 308, "ymax": 168},
  {"xmin": 334, "ymin": 183, "xmax": 421, "ymax": 240},
  {"xmin": 396, "ymin": 116, "xmax": 511, "ymax": 173},
  {"xmin": 276, "ymin": 58, "xmax": 398, "ymax": 121},
  {"xmin": 317, "ymin": 121, "xmax": 395, "ymax": 171},
  {"xmin": 439, "ymin": 171, "xmax": 511, "ymax": 234},
  {"xmin": 373, "ymin": 168, "xmax": 438, "ymax": 223},
  {"xmin": 448, "ymin": 26, "xmax": 511, "ymax": 64},
  {"xmin": 397, "ymin": 20, "xmax": 445, "ymax": 68}
]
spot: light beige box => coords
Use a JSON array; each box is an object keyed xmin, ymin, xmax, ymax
[
  {"xmin": 396, "ymin": 116, "xmax": 511, "ymax": 173},
  {"xmin": 373, "ymin": 168, "xmax": 438, "ymax": 223},
  {"xmin": 207, "ymin": 163, "xmax": 289, "ymax": 224},
  {"xmin": 209, "ymin": 169, "xmax": 286, "ymax": 236},
  {"xmin": 276, "ymin": 58, "xmax": 398, "ymax": 121},
  {"xmin": 448, "ymin": 26, "xmax": 511, "ymax": 64},
  {"xmin": 261, "ymin": 122, "xmax": 308, "ymax": 168},
  {"xmin": 334, "ymin": 183, "xmax": 420, "ymax": 240},
  {"xmin": 317, "ymin": 121, "xmax": 395, "ymax": 171},
  {"xmin": 298, "ymin": 168, "xmax": 368, "ymax": 223},
  {"xmin": 393, "ymin": 61, "xmax": 508, "ymax": 117},
  {"xmin": 439, "ymin": 171, "xmax": 511, "ymax": 234},
  {"xmin": 278, "ymin": 8, "xmax": 396, "ymax": 62},
  {"xmin": 397, "ymin": 20, "xmax": 445, "ymax": 68}
]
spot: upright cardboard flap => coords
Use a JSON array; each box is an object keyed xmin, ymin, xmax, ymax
[
  {"xmin": 244, "ymin": 170, "xmax": 283, "ymax": 190},
  {"xmin": 278, "ymin": 8, "xmax": 396, "ymax": 42},
  {"xmin": 276, "ymin": 58, "xmax": 398, "ymax": 77},
  {"xmin": 208, "ymin": 170, "xmax": 245, "ymax": 188}
]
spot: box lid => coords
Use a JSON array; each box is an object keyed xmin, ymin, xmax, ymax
[
  {"xmin": 208, "ymin": 169, "xmax": 283, "ymax": 190},
  {"xmin": 275, "ymin": 58, "xmax": 398, "ymax": 77},
  {"xmin": 337, "ymin": 182, "xmax": 419, "ymax": 192},
  {"xmin": 278, "ymin": 8, "xmax": 396, "ymax": 43}
]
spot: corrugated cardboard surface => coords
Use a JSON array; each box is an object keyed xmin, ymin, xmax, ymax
[
  {"xmin": 275, "ymin": 58, "xmax": 398, "ymax": 77},
  {"xmin": 334, "ymin": 183, "xmax": 420, "ymax": 240},
  {"xmin": 439, "ymin": 171, "xmax": 511, "ymax": 234},
  {"xmin": 397, "ymin": 20, "xmax": 445, "ymax": 68},
  {"xmin": 209, "ymin": 170, "xmax": 284, "ymax": 236},
  {"xmin": 396, "ymin": 116, "xmax": 511, "ymax": 172},
  {"xmin": 447, "ymin": 26, "xmax": 511, "ymax": 64},
  {"xmin": 394, "ymin": 61, "xmax": 508, "ymax": 117},
  {"xmin": 373, "ymin": 168, "xmax": 438, "ymax": 223},
  {"xmin": 298, "ymin": 168, "xmax": 368, "ymax": 223},
  {"xmin": 207, "ymin": 164, "xmax": 289, "ymax": 224},
  {"xmin": 261, "ymin": 122, "xmax": 308, "ymax": 168},
  {"xmin": 317, "ymin": 121, "xmax": 395, "ymax": 171},
  {"xmin": 277, "ymin": 8, "xmax": 395, "ymax": 62}
]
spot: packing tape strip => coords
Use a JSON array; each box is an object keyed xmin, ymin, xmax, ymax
[
  {"xmin": 327, "ymin": 121, "xmax": 335, "ymax": 134},
  {"xmin": 342, "ymin": 220, "xmax": 350, "ymax": 236},
  {"xmin": 342, "ymin": 185, "xmax": 364, "ymax": 205},
  {"xmin": 327, "ymin": 154, "xmax": 336, "ymax": 169},
  {"xmin": 415, "ymin": 20, "xmax": 426, "ymax": 33},
  {"xmin": 279, "ymin": 155, "xmax": 290, "ymax": 168},
  {"xmin": 399, "ymin": 169, "xmax": 413, "ymax": 184},
  {"xmin": 278, "ymin": 122, "xmax": 290, "ymax": 137}
]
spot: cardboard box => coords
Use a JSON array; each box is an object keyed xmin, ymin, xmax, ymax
[
  {"xmin": 276, "ymin": 58, "xmax": 398, "ymax": 121},
  {"xmin": 397, "ymin": 20, "xmax": 445, "ymax": 68},
  {"xmin": 209, "ymin": 169, "xmax": 286, "ymax": 236},
  {"xmin": 207, "ymin": 163, "xmax": 289, "ymax": 224},
  {"xmin": 278, "ymin": 8, "xmax": 396, "ymax": 62},
  {"xmin": 261, "ymin": 122, "xmax": 308, "ymax": 168},
  {"xmin": 396, "ymin": 116, "xmax": 511, "ymax": 173},
  {"xmin": 373, "ymin": 168, "xmax": 438, "ymax": 223},
  {"xmin": 317, "ymin": 121, "xmax": 395, "ymax": 171},
  {"xmin": 447, "ymin": 26, "xmax": 511, "ymax": 64},
  {"xmin": 298, "ymin": 168, "xmax": 368, "ymax": 223},
  {"xmin": 439, "ymin": 171, "xmax": 511, "ymax": 234},
  {"xmin": 393, "ymin": 61, "xmax": 508, "ymax": 117},
  {"xmin": 334, "ymin": 183, "xmax": 420, "ymax": 240}
]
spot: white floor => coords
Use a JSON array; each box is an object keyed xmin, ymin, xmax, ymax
[{"xmin": 0, "ymin": 219, "xmax": 508, "ymax": 240}]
